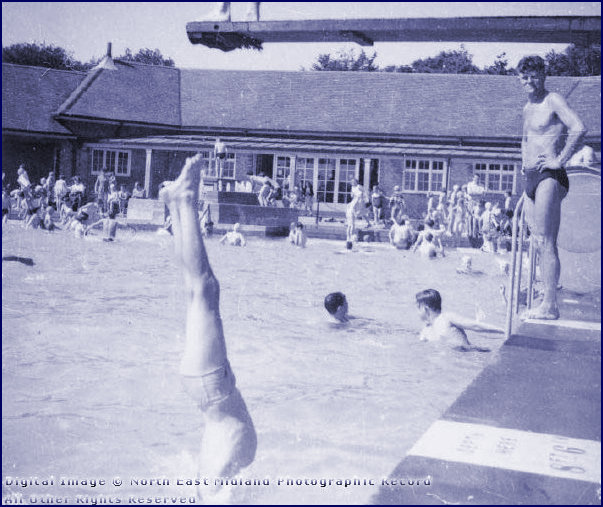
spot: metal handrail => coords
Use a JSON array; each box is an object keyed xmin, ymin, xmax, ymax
[
  {"xmin": 504, "ymin": 193, "xmax": 536, "ymax": 339},
  {"xmin": 504, "ymin": 167, "xmax": 601, "ymax": 339}
]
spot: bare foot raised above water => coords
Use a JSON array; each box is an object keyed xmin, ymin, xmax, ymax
[{"xmin": 159, "ymin": 155, "xmax": 202, "ymax": 205}]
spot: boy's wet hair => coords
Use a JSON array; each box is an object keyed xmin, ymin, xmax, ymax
[
  {"xmin": 416, "ymin": 289, "xmax": 442, "ymax": 312},
  {"xmin": 425, "ymin": 218, "xmax": 435, "ymax": 227},
  {"xmin": 324, "ymin": 292, "xmax": 346, "ymax": 315},
  {"xmin": 517, "ymin": 55, "xmax": 546, "ymax": 75},
  {"xmin": 296, "ymin": 222, "xmax": 303, "ymax": 229},
  {"xmin": 345, "ymin": 241, "xmax": 353, "ymax": 250},
  {"xmin": 425, "ymin": 232, "xmax": 434, "ymax": 242}
]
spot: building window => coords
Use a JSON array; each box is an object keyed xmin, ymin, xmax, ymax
[
  {"xmin": 295, "ymin": 157, "xmax": 314, "ymax": 189},
  {"xmin": 316, "ymin": 158, "xmax": 337, "ymax": 203},
  {"xmin": 221, "ymin": 153, "xmax": 236, "ymax": 179},
  {"xmin": 91, "ymin": 148, "xmax": 131, "ymax": 176},
  {"xmin": 474, "ymin": 162, "xmax": 516, "ymax": 193},
  {"xmin": 402, "ymin": 158, "xmax": 445, "ymax": 193},
  {"xmin": 337, "ymin": 159, "xmax": 357, "ymax": 204},
  {"xmin": 275, "ymin": 156, "xmax": 292, "ymax": 188},
  {"xmin": 198, "ymin": 151, "xmax": 215, "ymax": 178}
]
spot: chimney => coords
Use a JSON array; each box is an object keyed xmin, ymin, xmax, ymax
[{"xmin": 94, "ymin": 42, "xmax": 117, "ymax": 71}]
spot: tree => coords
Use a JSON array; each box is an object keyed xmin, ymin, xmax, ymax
[
  {"xmin": 410, "ymin": 45, "xmax": 480, "ymax": 74},
  {"xmin": 117, "ymin": 48, "xmax": 175, "ymax": 67},
  {"xmin": 309, "ymin": 49, "xmax": 379, "ymax": 72},
  {"xmin": 545, "ymin": 43, "xmax": 600, "ymax": 76},
  {"xmin": 2, "ymin": 42, "xmax": 91, "ymax": 71},
  {"xmin": 482, "ymin": 52, "xmax": 515, "ymax": 75},
  {"xmin": 382, "ymin": 64, "xmax": 414, "ymax": 73}
]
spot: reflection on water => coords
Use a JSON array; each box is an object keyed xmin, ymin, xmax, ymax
[{"xmin": 2, "ymin": 226, "xmax": 509, "ymax": 504}]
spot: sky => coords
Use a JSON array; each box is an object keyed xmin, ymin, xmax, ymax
[{"xmin": 2, "ymin": 2, "xmax": 601, "ymax": 71}]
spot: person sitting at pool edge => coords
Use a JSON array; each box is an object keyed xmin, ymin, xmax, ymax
[
  {"xmin": 416, "ymin": 289, "xmax": 503, "ymax": 351},
  {"xmin": 159, "ymin": 154, "xmax": 257, "ymax": 500},
  {"xmin": 324, "ymin": 292, "xmax": 349, "ymax": 323}
]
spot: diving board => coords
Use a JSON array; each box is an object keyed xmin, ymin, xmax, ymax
[{"xmin": 186, "ymin": 16, "xmax": 601, "ymax": 52}]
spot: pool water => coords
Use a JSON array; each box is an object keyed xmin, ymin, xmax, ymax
[{"xmin": 2, "ymin": 225, "xmax": 510, "ymax": 504}]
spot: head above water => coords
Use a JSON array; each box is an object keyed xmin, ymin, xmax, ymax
[
  {"xmin": 324, "ymin": 292, "xmax": 348, "ymax": 322},
  {"xmin": 415, "ymin": 289, "xmax": 442, "ymax": 313}
]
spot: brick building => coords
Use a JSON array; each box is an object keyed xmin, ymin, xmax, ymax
[{"xmin": 3, "ymin": 59, "xmax": 600, "ymax": 217}]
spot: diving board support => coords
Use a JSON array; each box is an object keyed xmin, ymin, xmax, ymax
[{"xmin": 187, "ymin": 16, "xmax": 601, "ymax": 52}]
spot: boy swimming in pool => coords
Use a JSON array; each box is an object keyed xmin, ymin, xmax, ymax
[
  {"xmin": 324, "ymin": 292, "xmax": 349, "ymax": 322},
  {"xmin": 219, "ymin": 222, "xmax": 246, "ymax": 246},
  {"xmin": 416, "ymin": 289, "xmax": 503, "ymax": 351},
  {"xmin": 159, "ymin": 155, "xmax": 256, "ymax": 498},
  {"xmin": 85, "ymin": 203, "xmax": 120, "ymax": 242}
]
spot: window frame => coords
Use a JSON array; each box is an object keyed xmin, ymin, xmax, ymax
[
  {"xmin": 473, "ymin": 160, "xmax": 517, "ymax": 194},
  {"xmin": 402, "ymin": 157, "xmax": 447, "ymax": 193},
  {"xmin": 90, "ymin": 147, "xmax": 132, "ymax": 177}
]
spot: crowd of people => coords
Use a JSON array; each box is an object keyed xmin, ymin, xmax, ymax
[
  {"xmin": 340, "ymin": 175, "xmax": 514, "ymax": 258},
  {"xmin": 2, "ymin": 164, "xmax": 149, "ymax": 241}
]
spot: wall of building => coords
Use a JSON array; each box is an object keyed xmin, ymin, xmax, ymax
[
  {"xmin": 2, "ymin": 136, "xmax": 75, "ymax": 189},
  {"xmin": 235, "ymin": 152, "xmax": 255, "ymax": 181}
]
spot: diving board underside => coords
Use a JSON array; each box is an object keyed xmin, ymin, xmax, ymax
[{"xmin": 186, "ymin": 16, "xmax": 601, "ymax": 51}]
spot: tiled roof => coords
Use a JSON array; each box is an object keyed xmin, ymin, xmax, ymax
[
  {"xmin": 179, "ymin": 70, "xmax": 601, "ymax": 139},
  {"xmin": 56, "ymin": 60, "xmax": 181, "ymax": 126},
  {"xmin": 4, "ymin": 62, "xmax": 600, "ymax": 140},
  {"xmin": 2, "ymin": 63, "xmax": 86, "ymax": 135}
]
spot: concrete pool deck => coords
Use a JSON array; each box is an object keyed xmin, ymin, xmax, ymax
[{"xmin": 373, "ymin": 292, "xmax": 601, "ymax": 505}]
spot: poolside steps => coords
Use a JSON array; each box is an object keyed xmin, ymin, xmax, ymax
[{"xmin": 373, "ymin": 291, "xmax": 601, "ymax": 505}]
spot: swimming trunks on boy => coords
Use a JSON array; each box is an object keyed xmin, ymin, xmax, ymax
[
  {"xmin": 525, "ymin": 168, "xmax": 569, "ymax": 201},
  {"xmin": 180, "ymin": 361, "xmax": 236, "ymax": 411}
]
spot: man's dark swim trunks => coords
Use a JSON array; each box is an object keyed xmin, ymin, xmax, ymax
[{"xmin": 525, "ymin": 168, "xmax": 569, "ymax": 201}]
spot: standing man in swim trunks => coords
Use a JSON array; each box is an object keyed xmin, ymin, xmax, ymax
[
  {"xmin": 214, "ymin": 138, "xmax": 227, "ymax": 180},
  {"xmin": 160, "ymin": 156, "xmax": 257, "ymax": 499},
  {"xmin": 518, "ymin": 55, "xmax": 586, "ymax": 320}
]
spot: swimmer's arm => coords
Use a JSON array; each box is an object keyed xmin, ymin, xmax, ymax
[
  {"xmin": 411, "ymin": 233, "xmax": 423, "ymax": 252},
  {"xmin": 84, "ymin": 220, "xmax": 104, "ymax": 234},
  {"xmin": 542, "ymin": 93, "xmax": 587, "ymax": 169},
  {"xmin": 219, "ymin": 233, "xmax": 228, "ymax": 244},
  {"xmin": 446, "ymin": 312, "xmax": 504, "ymax": 334},
  {"xmin": 419, "ymin": 326, "xmax": 430, "ymax": 342}
]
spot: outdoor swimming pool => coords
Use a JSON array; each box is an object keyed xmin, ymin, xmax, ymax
[{"xmin": 2, "ymin": 226, "xmax": 511, "ymax": 504}]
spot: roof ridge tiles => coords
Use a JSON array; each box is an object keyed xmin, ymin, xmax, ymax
[{"xmin": 55, "ymin": 65, "xmax": 106, "ymax": 115}]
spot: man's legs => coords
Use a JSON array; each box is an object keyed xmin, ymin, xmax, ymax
[
  {"xmin": 160, "ymin": 156, "xmax": 256, "ymax": 493},
  {"xmin": 525, "ymin": 178, "xmax": 566, "ymax": 319},
  {"xmin": 204, "ymin": 2, "xmax": 231, "ymax": 21}
]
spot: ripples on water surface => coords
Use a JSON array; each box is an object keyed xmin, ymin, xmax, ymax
[{"xmin": 2, "ymin": 225, "xmax": 509, "ymax": 504}]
